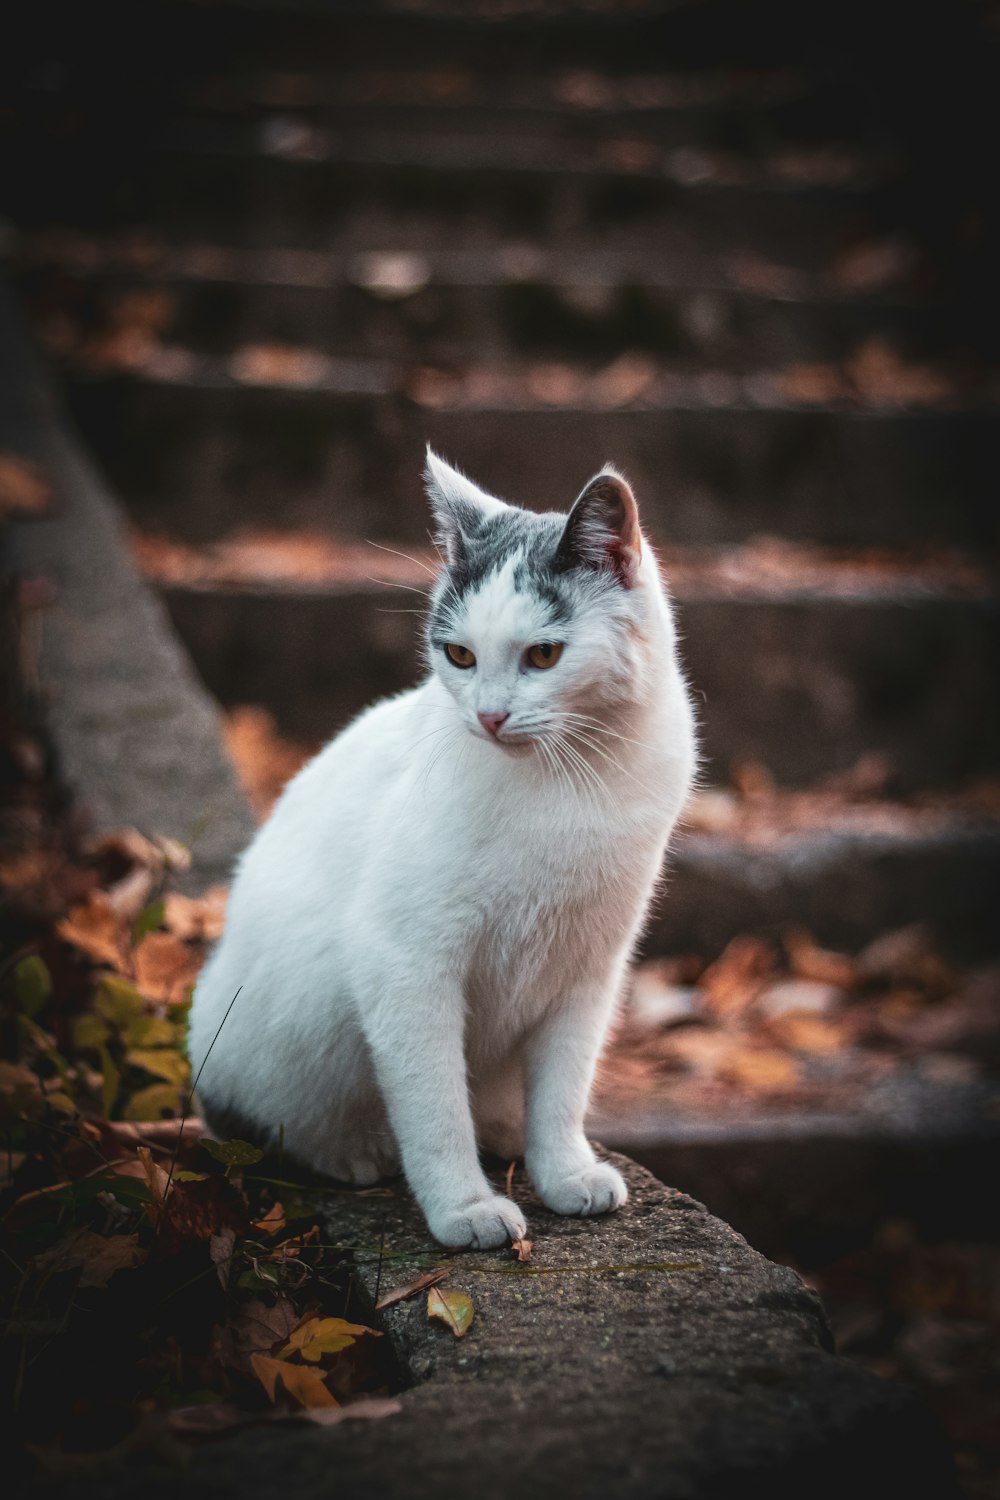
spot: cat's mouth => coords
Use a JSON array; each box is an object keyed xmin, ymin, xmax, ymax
[{"xmin": 472, "ymin": 725, "xmax": 535, "ymax": 754}]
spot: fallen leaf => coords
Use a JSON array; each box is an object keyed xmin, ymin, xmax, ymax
[
  {"xmin": 211, "ymin": 1296, "xmax": 299, "ymax": 1377},
  {"xmin": 375, "ymin": 1266, "xmax": 450, "ymax": 1310},
  {"xmin": 700, "ymin": 936, "xmax": 776, "ymax": 1021},
  {"xmin": 56, "ymin": 894, "xmax": 130, "ymax": 972},
  {"xmin": 210, "ymin": 1228, "xmax": 237, "ymax": 1288},
  {"xmin": 427, "ymin": 1286, "xmax": 474, "ymax": 1337},
  {"xmin": 769, "ymin": 1012, "xmax": 845, "ymax": 1054},
  {"xmin": 167, "ymin": 1403, "xmax": 253, "ymax": 1437},
  {"xmin": 133, "ymin": 931, "xmax": 202, "ymax": 1004},
  {"xmin": 252, "ymin": 1201, "xmax": 287, "ymax": 1234},
  {"xmin": 718, "ymin": 1046, "xmax": 800, "ymax": 1094},
  {"xmin": 33, "ymin": 1228, "xmax": 145, "ymax": 1288},
  {"xmin": 291, "ymin": 1397, "xmax": 402, "ymax": 1426},
  {"xmin": 279, "ymin": 1316, "xmax": 374, "ymax": 1362},
  {"xmin": 0, "ymin": 451, "xmax": 52, "ymax": 518},
  {"xmin": 163, "ymin": 887, "xmax": 228, "ymax": 942},
  {"xmin": 510, "ymin": 1238, "xmax": 533, "ymax": 1264},
  {"xmin": 251, "ymin": 1353, "xmax": 339, "ymax": 1409}
]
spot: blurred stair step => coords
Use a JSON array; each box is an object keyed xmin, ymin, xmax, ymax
[
  {"xmin": 61, "ymin": 366, "xmax": 1000, "ymax": 547},
  {"xmin": 87, "ymin": 132, "xmax": 893, "ymax": 258},
  {"xmin": 660, "ymin": 815, "xmax": 1000, "ymax": 959},
  {"xmin": 134, "ymin": 553, "xmax": 1000, "ymax": 787},
  {"xmin": 19, "ymin": 241, "xmax": 963, "ymax": 368},
  {"xmin": 587, "ymin": 1098, "xmax": 1000, "ymax": 1262}
]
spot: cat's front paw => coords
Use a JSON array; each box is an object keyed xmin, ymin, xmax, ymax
[
  {"xmin": 537, "ymin": 1162, "xmax": 628, "ymax": 1217},
  {"xmin": 430, "ymin": 1194, "xmax": 527, "ymax": 1250}
]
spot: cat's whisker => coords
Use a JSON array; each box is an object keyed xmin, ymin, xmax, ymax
[
  {"xmin": 366, "ymin": 576, "xmax": 433, "ymax": 598},
  {"xmin": 561, "ymin": 711, "xmax": 661, "ymax": 754},
  {"xmin": 365, "ymin": 538, "xmax": 441, "ymax": 580},
  {"xmin": 565, "ymin": 728, "xmax": 659, "ymax": 801}
]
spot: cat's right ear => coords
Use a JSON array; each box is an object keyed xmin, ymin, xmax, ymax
[{"xmin": 424, "ymin": 447, "xmax": 508, "ymax": 564}]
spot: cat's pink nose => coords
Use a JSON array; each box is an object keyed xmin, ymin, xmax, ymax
[{"xmin": 477, "ymin": 711, "xmax": 510, "ymax": 738}]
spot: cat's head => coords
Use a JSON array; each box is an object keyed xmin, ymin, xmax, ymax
[{"xmin": 423, "ymin": 449, "xmax": 664, "ymax": 749}]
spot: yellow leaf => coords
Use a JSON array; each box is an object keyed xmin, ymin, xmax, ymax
[
  {"xmin": 250, "ymin": 1353, "xmax": 339, "ymax": 1409},
  {"xmin": 125, "ymin": 1047, "xmax": 190, "ymax": 1086},
  {"xmin": 279, "ymin": 1316, "xmax": 372, "ymax": 1363},
  {"xmin": 427, "ymin": 1286, "xmax": 474, "ymax": 1338},
  {"xmin": 124, "ymin": 1082, "xmax": 182, "ymax": 1122}
]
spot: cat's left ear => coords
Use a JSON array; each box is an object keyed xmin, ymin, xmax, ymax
[
  {"xmin": 424, "ymin": 447, "xmax": 509, "ymax": 564},
  {"xmin": 554, "ymin": 468, "xmax": 642, "ymax": 588}
]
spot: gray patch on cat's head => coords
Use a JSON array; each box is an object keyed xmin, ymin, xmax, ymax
[{"xmin": 424, "ymin": 450, "xmax": 632, "ymax": 647}]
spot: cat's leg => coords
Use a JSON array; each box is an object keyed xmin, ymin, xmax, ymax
[
  {"xmin": 523, "ymin": 986, "xmax": 627, "ymax": 1216},
  {"xmin": 361, "ymin": 975, "xmax": 526, "ymax": 1249}
]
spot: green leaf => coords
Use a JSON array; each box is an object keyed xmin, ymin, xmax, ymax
[
  {"xmin": 201, "ymin": 1138, "xmax": 264, "ymax": 1166},
  {"xmin": 125, "ymin": 1047, "xmax": 190, "ymax": 1087},
  {"xmin": 120, "ymin": 1013, "xmax": 177, "ymax": 1048},
  {"xmin": 14, "ymin": 956, "xmax": 51, "ymax": 1018},
  {"xmin": 73, "ymin": 1013, "xmax": 111, "ymax": 1050},
  {"xmin": 132, "ymin": 898, "xmax": 165, "ymax": 945},
  {"xmin": 94, "ymin": 975, "xmax": 145, "ymax": 1029},
  {"xmin": 124, "ymin": 1082, "xmax": 181, "ymax": 1122},
  {"xmin": 172, "ymin": 1169, "xmax": 208, "ymax": 1182},
  {"xmin": 97, "ymin": 1043, "xmax": 119, "ymax": 1118},
  {"xmin": 18, "ymin": 1015, "xmax": 74, "ymax": 1097}
]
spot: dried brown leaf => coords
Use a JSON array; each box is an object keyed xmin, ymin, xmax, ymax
[
  {"xmin": 33, "ymin": 1228, "xmax": 145, "ymax": 1288},
  {"xmin": 56, "ymin": 894, "xmax": 130, "ymax": 972},
  {"xmin": 375, "ymin": 1265, "xmax": 450, "ymax": 1311},
  {"xmin": 133, "ymin": 931, "xmax": 202, "ymax": 1004}
]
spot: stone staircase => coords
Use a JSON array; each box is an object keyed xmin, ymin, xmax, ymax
[{"xmin": 4, "ymin": 0, "xmax": 999, "ymax": 957}]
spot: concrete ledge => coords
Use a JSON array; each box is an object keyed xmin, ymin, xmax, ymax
[
  {"xmin": 0, "ymin": 275, "xmax": 255, "ymax": 890},
  {"xmin": 42, "ymin": 1153, "xmax": 955, "ymax": 1499}
]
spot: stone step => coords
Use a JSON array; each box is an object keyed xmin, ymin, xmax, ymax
[
  {"xmin": 145, "ymin": 555, "xmax": 1000, "ymax": 791},
  {"xmin": 20, "ymin": 239, "xmax": 967, "ymax": 371},
  {"xmin": 61, "ymin": 366, "xmax": 999, "ymax": 548},
  {"xmin": 169, "ymin": 74, "xmax": 884, "ymax": 158}
]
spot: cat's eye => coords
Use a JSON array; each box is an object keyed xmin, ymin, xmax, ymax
[
  {"xmin": 445, "ymin": 643, "xmax": 476, "ymax": 669},
  {"xmin": 526, "ymin": 642, "xmax": 564, "ymax": 670}
]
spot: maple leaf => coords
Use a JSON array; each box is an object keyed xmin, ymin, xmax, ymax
[
  {"xmin": 427, "ymin": 1286, "xmax": 474, "ymax": 1337},
  {"xmin": 211, "ymin": 1296, "xmax": 299, "ymax": 1378},
  {"xmin": 33, "ymin": 1228, "xmax": 145, "ymax": 1288},
  {"xmin": 279, "ymin": 1316, "xmax": 374, "ymax": 1362},
  {"xmin": 250, "ymin": 1353, "xmax": 339, "ymax": 1409}
]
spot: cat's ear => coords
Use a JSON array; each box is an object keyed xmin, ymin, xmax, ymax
[
  {"xmin": 554, "ymin": 467, "xmax": 642, "ymax": 587},
  {"xmin": 424, "ymin": 447, "xmax": 509, "ymax": 564}
]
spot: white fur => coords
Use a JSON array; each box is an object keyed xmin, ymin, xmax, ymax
[{"xmin": 188, "ymin": 458, "xmax": 696, "ymax": 1249}]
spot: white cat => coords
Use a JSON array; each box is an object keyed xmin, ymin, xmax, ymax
[{"xmin": 188, "ymin": 451, "xmax": 696, "ymax": 1249}]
